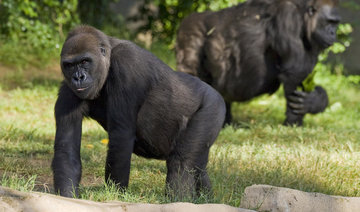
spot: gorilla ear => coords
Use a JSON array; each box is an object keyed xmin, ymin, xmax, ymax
[{"xmin": 100, "ymin": 47, "xmax": 106, "ymax": 56}]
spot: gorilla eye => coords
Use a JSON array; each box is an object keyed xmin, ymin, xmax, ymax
[
  {"xmin": 80, "ymin": 58, "xmax": 91, "ymax": 65},
  {"xmin": 100, "ymin": 47, "xmax": 106, "ymax": 56},
  {"xmin": 63, "ymin": 62, "xmax": 72, "ymax": 69},
  {"xmin": 307, "ymin": 6, "xmax": 316, "ymax": 16}
]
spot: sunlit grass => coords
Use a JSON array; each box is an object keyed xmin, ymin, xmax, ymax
[{"xmin": 0, "ymin": 173, "xmax": 37, "ymax": 192}]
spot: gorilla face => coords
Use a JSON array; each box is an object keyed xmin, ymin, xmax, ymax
[
  {"xmin": 311, "ymin": 4, "xmax": 341, "ymax": 48},
  {"xmin": 60, "ymin": 34, "xmax": 110, "ymax": 100}
]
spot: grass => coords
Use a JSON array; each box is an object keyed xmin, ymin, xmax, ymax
[{"xmin": 0, "ymin": 45, "xmax": 359, "ymax": 207}]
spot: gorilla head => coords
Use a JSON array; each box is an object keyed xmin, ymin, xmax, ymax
[
  {"xmin": 306, "ymin": 0, "xmax": 341, "ymax": 48},
  {"xmin": 60, "ymin": 27, "xmax": 111, "ymax": 99}
]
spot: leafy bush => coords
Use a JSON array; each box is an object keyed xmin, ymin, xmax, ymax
[
  {"xmin": 78, "ymin": 0, "xmax": 114, "ymax": 29},
  {"xmin": 0, "ymin": 0, "xmax": 79, "ymax": 67},
  {"xmin": 77, "ymin": 0, "xmax": 134, "ymax": 41},
  {"xmin": 130, "ymin": 0, "xmax": 245, "ymax": 45}
]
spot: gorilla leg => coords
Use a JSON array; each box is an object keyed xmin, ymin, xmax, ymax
[
  {"xmin": 284, "ymin": 108, "xmax": 305, "ymax": 126},
  {"xmin": 166, "ymin": 97, "xmax": 224, "ymax": 199},
  {"xmin": 166, "ymin": 155, "xmax": 197, "ymax": 199},
  {"xmin": 166, "ymin": 149, "xmax": 212, "ymax": 199},
  {"xmin": 194, "ymin": 148, "xmax": 211, "ymax": 194},
  {"xmin": 224, "ymin": 102, "xmax": 232, "ymax": 126}
]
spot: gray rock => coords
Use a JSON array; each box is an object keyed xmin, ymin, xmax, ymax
[
  {"xmin": 240, "ymin": 184, "xmax": 360, "ymax": 212},
  {"xmin": 0, "ymin": 186, "xmax": 254, "ymax": 212}
]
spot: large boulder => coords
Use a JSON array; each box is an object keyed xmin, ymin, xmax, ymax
[{"xmin": 240, "ymin": 184, "xmax": 360, "ymax": 212}]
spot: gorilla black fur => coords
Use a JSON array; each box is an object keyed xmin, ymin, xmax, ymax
[
  {"xmin": 176, "ymin": 0, "xmax": 340, "ymax": 126},
  {"xmin": 52, "ymin": 25, "xmax": 225, "ymax": 198}
]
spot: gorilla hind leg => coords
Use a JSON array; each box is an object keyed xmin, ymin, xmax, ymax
[
  {"xmin": 165, "ymin": 152, "xmax": 212, "ymax": 200},
  {"xmin": 224, "ymin": 102, "xmax": 232, "ymax": 126},
  {"xmin": 166, "ymin": 96, "xmax": 225, "ymax": 199},
  {"xmin": 194, "ymin": 149, "xmax": 212, "ymax": 195},
  {"xmin": 165, "ymin": 156, "xmax": 197, "ymax": 200}
]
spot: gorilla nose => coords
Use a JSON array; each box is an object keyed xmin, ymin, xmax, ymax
[{"xmin": 72, "ymin": 71, "xmax": 87, "ymax": 83}]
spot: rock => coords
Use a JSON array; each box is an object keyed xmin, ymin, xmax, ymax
[
  {"xmin": 240, "ymin": 184, "xmax": 360, "ymax": 212},
  {"xmin": 0, "ymin": 186, "xmax": 254, "ymax": 212}
]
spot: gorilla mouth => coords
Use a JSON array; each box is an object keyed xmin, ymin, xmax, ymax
[
  {"xmin": 76, "ymin": 86, "xmax": 89, "ymax": 92},
  {"xmin": 322, "ymin": 40, "xmax": 334, "ymax": 48}
]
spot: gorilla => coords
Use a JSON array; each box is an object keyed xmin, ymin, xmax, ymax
[
  {"xmin": 176, "ymin": 0, "xmax": 341, "ymax": 126},
  {"xmin": 52, "ymin": 25, "xmax": 225, "ymax": 199}
]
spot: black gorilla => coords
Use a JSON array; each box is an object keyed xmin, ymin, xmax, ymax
[
  {"xmin": 176, "ymin": 0, "xmax": 341, "ymax": 126},
  {"xmin": 52, "ymin": 26, "xmax": 225, "ymax": 198}
]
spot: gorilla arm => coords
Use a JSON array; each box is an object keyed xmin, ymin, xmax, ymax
[
  {"xmin": 52, "ymin": 84, "xmax": 86, "ymax": 197},
  {"xmin": 104, "ymin": 102, "xmax": 136, "ymax": 189},
  {"xmin": 272, "ymin": 1, "xmax": 326, "ymax": 125},
  {"xmin": 104, "ymin": 43, "xmax": 150, "ymax": 188}
]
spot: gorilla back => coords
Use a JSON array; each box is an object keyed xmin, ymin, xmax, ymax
[
  {"xmin": 52, "ymin": 25, "xmax": 225, "ymax": 199},
  {"xmin": 176, "ymin": 0, "xmax": 340, "ymax": 126}
]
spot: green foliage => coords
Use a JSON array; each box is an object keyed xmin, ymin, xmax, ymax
[
  {"xmin": 0, "ymin": 0, "xmax": 79, "ymax": 39},
  {"xmin": 317, "ymin": 23, "xmax": 354, "ymax": 76},
  {"xmin": 78, "ymin": 0, "xmax": 118, "ymax": 29},
  {"xmin": 341, "ymin": 0, "xmax": 360, "ymax": 11},
  {"xmin": 299, "ymin": 70, "xmax": 317, "ymax": 92},
  {"xmin": 130, "ymin": 0, "xmax": 245, "ymax": 45},
  {"xmin": 0, "ymin": 0, "xmax": 79, "ymax": 67},
  {"xmin": 331, "ymin": 23, "xmax": 353, "ymax": 53},
  {"xmin": 76, "ymin": 0, "xmax": 135, "ymax": 41}
]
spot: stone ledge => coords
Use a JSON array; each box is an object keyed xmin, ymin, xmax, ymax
[
  {"xmin": 2, "ymin": 185, "xmax": 359, "ymax": 212},
  {"xmin": 240, "ymin": 184, "xmax": 360, "ymax": 212},
  {"xmin": 0, "ymin": 186, "xmax": 254, "ymax": 212}
]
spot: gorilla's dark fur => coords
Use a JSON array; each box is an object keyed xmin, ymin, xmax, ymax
[
  {"xmin": 52, "ymin": 25, "xmax": 225, "ymax": 198},
  {"xmin": 176, "ymin": 0, "xmax": 340, "ymax": 126}
]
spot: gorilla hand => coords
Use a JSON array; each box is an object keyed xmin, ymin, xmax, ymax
[{"xmin": 288, "ymin": 86, "xmax": 329, "ymax": 115}]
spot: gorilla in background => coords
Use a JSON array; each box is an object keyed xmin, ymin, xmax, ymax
[
  {"xmin": 176, "ymin": 0, "xmax": 341, "ymax": 126},
  {"xmin": 52, "ymin": 26, "xmax": 225, "ymax": 199}
]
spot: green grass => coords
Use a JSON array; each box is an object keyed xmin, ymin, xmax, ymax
[{"xmin": 0, "ymin": 47, "xmax": 359, "ymax": 206}]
